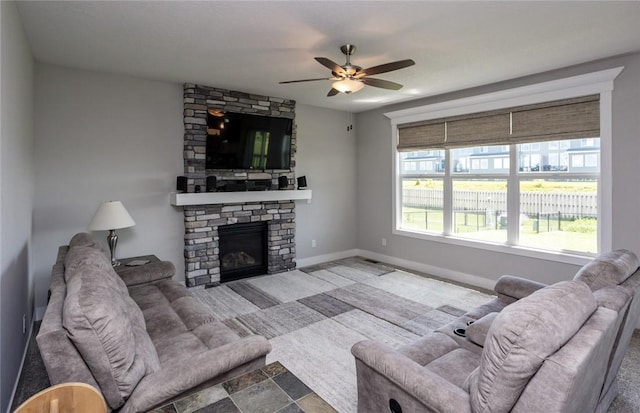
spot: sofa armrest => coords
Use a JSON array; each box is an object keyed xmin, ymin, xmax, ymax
[
  {"xmin": 122, "ymin": 335, "xmax": 271, "ymax": 413},
  {"xmin": 118, "ymin": 261, "xmax": 175, "ymax": 287},
  {"xmin": 494, "ymin": 275, "xmax": 547, "ymax": 300},
  {"xmin": 351, "ymin": 340, "xmax": 471, "ymax": 413},
  {"xmin": 466, "ymin": 312, "xmax": 499, "ymax": 347}
]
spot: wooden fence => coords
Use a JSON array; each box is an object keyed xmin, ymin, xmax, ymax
[{"xmin": 402, "ymin": 188, "xmax": 597, "ymax": 218}]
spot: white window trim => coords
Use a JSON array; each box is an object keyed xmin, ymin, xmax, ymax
[{"xmin": 386, "ymin": 67, "xmax": 623, "ymax": 265}]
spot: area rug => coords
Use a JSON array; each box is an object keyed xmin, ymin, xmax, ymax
[{"xmin": 192, "ymin": 257, "xmax": 494, "ymax": 413}]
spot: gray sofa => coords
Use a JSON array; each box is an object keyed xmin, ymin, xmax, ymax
[
  {"xmin": 352, "ymin": 249, "xmax": 640, "ymax": 413},
  {"xmin": 37, "ymin": 233, "xmax": 271, "ymax": 413}
]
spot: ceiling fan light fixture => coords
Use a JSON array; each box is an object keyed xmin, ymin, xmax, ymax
[{"xmin": 332, "ymin": 78, "xmax": 365, "ymax": 94}]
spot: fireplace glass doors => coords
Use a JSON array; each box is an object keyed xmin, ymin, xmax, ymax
[{"xmin": 218, "ymin": 221, "xmax": 268, "ymax": 282}]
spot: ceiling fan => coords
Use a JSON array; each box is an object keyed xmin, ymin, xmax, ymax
[{"xmin": 280, "ymin": 44, "xmax": 415, "ymax": 97}]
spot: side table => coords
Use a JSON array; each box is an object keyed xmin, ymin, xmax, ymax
[{"xmin": 114, "ymin": 255, "xmax": 159, "ymax": 273}]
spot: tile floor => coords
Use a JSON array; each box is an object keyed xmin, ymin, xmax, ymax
[{"xmin": 149, "ymin": 361, "xmax": 336, "ymax": 413}]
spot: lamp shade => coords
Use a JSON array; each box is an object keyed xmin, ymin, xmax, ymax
[
  {"xmin": 332, "ymin": 78, "xmax": 365, "ymax": 94},
  {"xmin": 89, "ymin": 201, "xmax": 136, "ymax": 231}
]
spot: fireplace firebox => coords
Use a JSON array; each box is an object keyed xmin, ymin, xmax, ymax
[{"xmin": 219, "ymin": 221, "xmax": 268, "ymax": 282}]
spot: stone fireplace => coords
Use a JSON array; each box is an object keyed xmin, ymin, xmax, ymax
[
  {"xmin": 183, "ymin": 200, "xmax": 296, "ymax": 287},
  {"xmin": 179, "ymin": 84, "xmax": 303, "ymax": 288},
  {"xmin": 219, "ymin": 221, "xmax": 268, "ymax": 282}
]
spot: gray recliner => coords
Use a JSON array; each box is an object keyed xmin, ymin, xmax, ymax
[
  {"xmin": 352, "ymin": 279, "xmax": 626, "ymax": 413},
  {"xmin": 437, "ymin": 249, "xmax": 640, "ymax": 411}
]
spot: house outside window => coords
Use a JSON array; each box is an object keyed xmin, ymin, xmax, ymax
[{"xmin": 389, "ymin": 68, "xmax": 621, "ymax": 262}]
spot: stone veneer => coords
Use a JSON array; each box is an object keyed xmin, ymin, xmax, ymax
[
  {"xmin": 182, "ymin": 84, "xmax": 297, "ymax": 287},
  {"xmin": 184, "ymin": 202, "xmax": 296, "ymax": 287}
]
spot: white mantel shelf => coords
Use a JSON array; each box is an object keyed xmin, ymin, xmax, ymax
[{"xmin": 170, "ymin": 189, "xmax": 312, "ymax": 206}]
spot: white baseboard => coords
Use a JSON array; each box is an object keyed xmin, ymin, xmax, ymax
[
  {"xmin": 35, "ymin": 306, "xmax": 46, "ymax": 321},
  {"xmin": 7, "ymin": 322, "xmax": 34, "ymax": 413},
  {"xmin": 295, "ymin": 248, "xmax": 497, "ymax": 291},
  {"xmin": 354, "ymin": 249, "xmax": 497, "ymax": 291},
  {"xmin": 355, "ymin": 249, "xmax": 497, "ymax": 291},
  {"xmin": 295, "ymin": 249, "xmax": 360, "ymax": 268}
]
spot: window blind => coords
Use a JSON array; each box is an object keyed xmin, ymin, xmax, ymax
[{"xmin": 397, "ymin": 95, "xmax": 599, "ymax": 151}]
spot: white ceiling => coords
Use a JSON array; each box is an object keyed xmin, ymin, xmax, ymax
[{"xmin": 16, "ymin": 1, "xmax": 640, "ymax": 113}]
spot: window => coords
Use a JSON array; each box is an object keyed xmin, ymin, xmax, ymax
[
  {"xmin": 572, "ymin": 155, "xmax": 584, "ymax": 168},
  {"xmin": 389, "ymin": 67, "xmax": 622, "ymax": 261},
  {"xmin": 399, "ymin": 139, "xmax": 599, "ymax": 254},
  {"xmin": 517, "ymin": 139, "xmax": 599, "ymax": 253},
  {"xmin": 250, "ymin": 131, "xmax": 270, "ymax": 169},
  {"xmin": 585, "ymin": 154, "xmax": 598, "ymax": 167}
]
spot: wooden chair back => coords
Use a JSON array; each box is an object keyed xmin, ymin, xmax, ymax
[{"xmin": 14, "ymin": 382, "xmax": 107, "ymax": 413}]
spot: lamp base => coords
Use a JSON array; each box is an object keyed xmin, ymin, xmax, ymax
[{"xmin": 107, "ymin": 229, "xmax": 120, "ymax": 267}]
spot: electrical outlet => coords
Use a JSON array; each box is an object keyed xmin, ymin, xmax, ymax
[
  {"xmin": 311, "ymin": 239, "xmax": 317, "ymax": 248},
  {"xmin": 22, "ymin": 314, "xmax": 27, "ymax": 334},
  {"xmin": 382, "ymin": 238, "xmax": 387, "ymax": 247}
]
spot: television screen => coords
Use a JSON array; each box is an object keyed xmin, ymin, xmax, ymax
[{"xmin": 205, "ymin": 111, "xmax": 292, "ymax": 170}]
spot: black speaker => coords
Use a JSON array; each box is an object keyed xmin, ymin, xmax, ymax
[
  {"xmin": 278, "ymin": 176, "xmax": 288, "ymax": 190},
  {"xmin": 206, "ymin": 176, "xmax": 217, "ymax": 192},
  {"xmin": 176, "ymin": 176, "xmax": 188, "ymax": 192},
  {"xmin": 297, "ymin": 176, "xmax": 307, "ymax": 189}
]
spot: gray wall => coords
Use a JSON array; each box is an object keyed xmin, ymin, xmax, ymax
[
  {"xmin": 31, "ymin": 67, "xmax": 359, "ymax": 313},
  {"xmin": 356, "ymin": 52, "xmax": 640, "ymax": 286},
  {"xmin": 32, "ymin": 64, "xmax": 185, "ymax": 312},
  {"xmin": 295, "ymin": 104, "xmax": 358, "ymax": 262},
  {"xmin": 0, "ymin": 2, "xmax": 35, "ymax": 411}
]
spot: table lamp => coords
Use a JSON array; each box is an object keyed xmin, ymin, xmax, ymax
[{"xmin": 89, "ymin": 201, "xmax": 136, "ymax": 266}]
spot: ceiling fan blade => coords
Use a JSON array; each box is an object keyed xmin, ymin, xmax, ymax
[
  {"xmin": 362, "ymin": 77, "xmax": 404, "ymax": 90},
  {"xmin": 358, "ymin": 59, "xmax": 415, "ymax": 77},
  {"xmin": 279, "ymin": 77, "xmax": 334, "ymax": 84},
  {"xmin": 315, "ymin": 57, "xmax": 346, "ymax": 76},
  {"xmin": 327, "ymin": 88, "xmax": 340, "ymax": 97}
]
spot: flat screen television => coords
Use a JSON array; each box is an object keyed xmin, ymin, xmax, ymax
[{"xmin": 205, "ymin": 111, "xmax": 293, "ymax": 170}]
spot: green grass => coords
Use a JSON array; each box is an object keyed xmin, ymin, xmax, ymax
[
  {"xmin": 401, "ymin": 206, "xmax": 597, "ymax": 253},
  {"xmin": 400, "ymin": 178, "xmax": 598, "ymax": 253}
]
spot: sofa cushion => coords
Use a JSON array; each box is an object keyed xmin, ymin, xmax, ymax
[
  {"xmin": 63, "ymin": 264, "xmax": 160, "ymax": 409},
  {"xmin": 65, "ymin": 246, "xmax": 128, "ymax": 295},
  {"xmin": 573, "ymin": 249, "xmax": 639, "ymax": 291},
  {"xmin": 425, "ymin": 347, "xmax": 481, "ymax": 389},
  {"xmin": 469, "ymin": 280, "xmax": 596, "ymax": 413}
]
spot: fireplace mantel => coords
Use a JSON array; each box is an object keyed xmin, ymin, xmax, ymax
[{"xmin": 170, "ymin": 189, "xmax": 312, "ymax": 206}]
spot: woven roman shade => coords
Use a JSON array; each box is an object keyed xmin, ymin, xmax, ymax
[
  {"xmin": 397, "ymin": 95, "xmax": 599, "ymax": 151},
  {"xmin": 510, "ymin": 96, "xmax": 600, "ymax": 142},
  {"xmin": 396, "ymin": 120, "xmax": 445, "ymax": 151}
]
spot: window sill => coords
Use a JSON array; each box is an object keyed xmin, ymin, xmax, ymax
[{"xmin": 392, "ymin": 228, "xmax": 593, "ymax": 266}]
